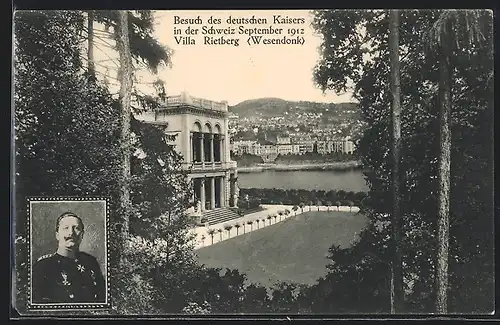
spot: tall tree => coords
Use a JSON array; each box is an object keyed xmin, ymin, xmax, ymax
[
  {"xmin": 84, "ymin": 11, "xmax": 172, "ymax": 94},
  {"xmin": 312, "ymin": 9, "xmax": 406, "ymax": 311},
  {"xmin": 87, "ymin": 10, "xmax": 95, "ymax": 75},
  {"xmin": 14, "ymin": 10, "xmax": 198, "ymax": 314},
  {"xmin": 425, "ymin": 9, "xmax": 492, "ymax": 313},
  {"xmin": 309, "ymin": 9, "xmax": 493, "ymax": 314},
  {"xmin": 93, "ymin": 11, "xmax": 171, "ymax": 73},
  {"xmin": 388, "ymin": 9, "xmax": 403, "ymax": 313},
  {"xmin": 116, "ymin": 10, "xmax": 133, "ymax": 236},
  {"xmin": 435, "ymin": 21, "xmax": 452, "ymax": 315},
  {"xmin": 13, "ymin": 10, "xmax": 122, "ymax": 313}
]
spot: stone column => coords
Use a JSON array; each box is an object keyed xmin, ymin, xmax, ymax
[
  {"xmin": 233, "ymin": 172, "xmax": 239, "ymax": 207},
  {"xmin": 210, "ymin": 134, "xmax": 214, "ymax": 163},
  {"xmin": 229, "ymin": 175, "xmax": 235, "ymax": 207},
  {"xmin": 220, "ymin": 135, "xmax": 225, "ymax": 163},
  {"xmin": 189, "ymin": 132, "xmax": 193, "ymax": 164},
  {"xmin": 192, "ymin": 179, "xmax": 196, "ymax": 203},
  {"xmin": 210, "ymin": 177, "xmax": 216, "ymax": 210},
  {"xmin": 220, "ymin": 176, "xmax": 225, "ymax": 207},
  {"xmin": 200, "ymin": 178, "xmax": 206, "ymax": 211},
  {"xmin": 224, "ymin": 118, "xmax": 230, "ymax": 161},
  {"xmin": 200, "ymin": 133, "xmax": 204, "ymax": 163}
]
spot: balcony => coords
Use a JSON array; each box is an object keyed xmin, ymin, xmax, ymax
[
  {"xmin": 182, "ymin": 161, "xmax": 237, "ymax": 172},
  {"xmin": 159, "ymin": 92, "xmax": 228, "ymax": 113}
]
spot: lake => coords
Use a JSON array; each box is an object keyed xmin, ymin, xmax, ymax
[{"xmin": 238, "ymin": 169, "xmax": 368, "ymax": 192}]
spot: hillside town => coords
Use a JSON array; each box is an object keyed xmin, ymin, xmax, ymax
[{"xmin": 227, "ymin": 100, "xmax": 359, "ymax": 162}]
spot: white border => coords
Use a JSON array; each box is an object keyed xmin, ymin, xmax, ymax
[{"xmin": 27, "ymin": 197, "xmax": 110, "ymax": 310}]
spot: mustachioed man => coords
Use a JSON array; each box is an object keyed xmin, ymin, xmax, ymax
[{"xmin": 32, "ymin": 212, "xmax": 105, "ymax": 304}]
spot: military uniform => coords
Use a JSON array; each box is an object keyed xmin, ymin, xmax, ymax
[{"xmin": 32, "ymin": 252, "xmax": 105, "ymax": 304}]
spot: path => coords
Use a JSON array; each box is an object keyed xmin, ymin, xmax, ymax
[{"xmin": 190, "ymin": 204, "xmax": 360, "ymax": 249}]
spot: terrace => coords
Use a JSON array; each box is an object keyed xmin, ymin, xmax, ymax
[{"xmin": 159, "ymin": 92, "xmax": 228, "ymax": 112}]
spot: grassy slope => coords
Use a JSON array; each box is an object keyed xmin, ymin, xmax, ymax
[{"xmin": 196, "ymin": 211, "xmax": 368, "ymax": 289}]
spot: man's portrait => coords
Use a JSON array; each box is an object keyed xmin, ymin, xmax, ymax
[{"xmin": 29, "ymin": 199, "xmax": 108, "ymax": 308}]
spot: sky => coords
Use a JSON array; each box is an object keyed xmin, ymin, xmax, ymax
[
  {"xmin": 144, "ymin": 10, "xmax": 355, "ymax": 106},
  {"xmin": 92, "ymin": 10, "xmax": 355, "ymax": 106}
]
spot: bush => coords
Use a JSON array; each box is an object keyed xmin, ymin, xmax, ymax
[
  {"xmin": 182, "ymin": 301, "xmax": 211, "ymax": 314},
  {"xmin": 239, "ymin": 188, "xmax": 367, "ymax": 207}
]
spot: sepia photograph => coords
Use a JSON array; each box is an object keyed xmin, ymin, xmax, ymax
[
  {"xmin": 27, "ymin": 198, "xmax": 108, "ymax": 310},
  {"xmin": 12, "ymin": 8, "xmax": 494, "ymax": 318}
]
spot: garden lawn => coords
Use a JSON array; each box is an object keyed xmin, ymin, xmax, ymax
[{"xmin": 196, "ymin": 211, "xmax": 368, "ymax": 289}]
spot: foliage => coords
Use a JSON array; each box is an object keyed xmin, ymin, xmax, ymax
[
  {"xmin": 240, "ymin": 188, "xmax": 367, "ymax": 207},
  {"xmin": 92, "ymin": 10, "xmax": 172, "ymax": 75},
  {"xmin": 14, "ymin": 10, "xmax": 122, "ymax": 314},
  {"xmin": 129, "ymin": 118, "xmax": 195, "ymax": 241},
  {"xmin": 310, "ymin": 9, "xmax": 493, "ymax": 313},
  {"xmin": 230, "ymin": 153, "xmax": 264, "ymax": 166},
  {"xmin": 269, "ymin": 282, "xmax": 300, "ymax": 313},
  {"xmin": 275, "ymin": 151, "xmax": 357, "ymax": 163},
  {"xmin": 13, "ymin": 10, "xmax": 196, "ymax": 315},
  {"xmin": 113, "ymin": 240, "xmax": 161, "ymax": 314},
  {"xmin": 182, "ymin": 301, "xmax": 212, "ymax": 314},
  {"xmin": 237, "ymin": 194, "xmax": 261, "ymax": 211}
]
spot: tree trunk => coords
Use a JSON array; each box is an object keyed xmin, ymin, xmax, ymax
[
  {"xmin": 436, "ymin": 33, "xmax": 452, "ymax": 315},
  {"xmin": 390, "ymin": 264, "xmax": 395, "ymax": 313},
  {"xmin": 116, "ymin": 10, "xmax": 133, "ymax": 237},
  {"xmin": 87, "ymin": 10, "xmax": 95, "ymax": 75},
  {"xmin": 389, "ymin": 9, "xmax": 404, "ymax": 314},
  {"xmin": 165, "ymin": 210, "xmax": 172, "ymax": 263}
]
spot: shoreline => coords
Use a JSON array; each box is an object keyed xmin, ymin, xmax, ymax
[{"xmin": 237, "ymin": 161, "xmax": 363, "ymax": 173}]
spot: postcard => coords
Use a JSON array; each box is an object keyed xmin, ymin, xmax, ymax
[{"xmin": 11, "ymin": 9, "xmax": 494, "ymax": 318}]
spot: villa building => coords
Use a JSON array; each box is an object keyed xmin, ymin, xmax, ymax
[{"xmin": 136, "ymin": 92, "xmax": 239, "ymax": 217}]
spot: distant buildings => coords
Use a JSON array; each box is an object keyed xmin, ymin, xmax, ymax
[{"xmin": 231, "ymin": 135, "xmax": 355, "ymax": 158}]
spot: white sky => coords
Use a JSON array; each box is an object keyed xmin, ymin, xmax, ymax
[
  {"xmin": 152, "ymin": 10, "xmax": 355, "ymax": 106},
  {"xmin": 95, "ymin": 10, "xmax": 355, "ymax": 106}
]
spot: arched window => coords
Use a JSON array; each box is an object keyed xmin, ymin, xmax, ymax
[
  {"xmin": 192, "ymin": 122, "xmax": 203, "ymax": 162},
  {"xmin": 213, "ymin": 124, "xmax": 222, "ymax": 162}
]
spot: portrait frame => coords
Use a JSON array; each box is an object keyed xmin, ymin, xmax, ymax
[{"xmin": 26, "ymin": 197, "xmax": 110, "ymax": 311}]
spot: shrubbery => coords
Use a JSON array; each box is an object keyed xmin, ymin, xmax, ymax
[
  {"xmin": 240, "ymin": 188, "xmax": 367, "ymax": 208},
  {"xmin": 275, "ymin": 151, "xmax": 357, "ymax": 163}
]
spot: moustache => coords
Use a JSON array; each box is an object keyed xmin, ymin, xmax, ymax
[{"xmin": 64, "ymin": 236, "xmax": 79, "ymax": 241}]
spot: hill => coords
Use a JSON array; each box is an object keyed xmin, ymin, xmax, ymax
[
  {"xmin": 229, "ymin": 98, "xmax": 289, "ymax": 117},
  {"xmin": 229, "ymin": 98, "xmax": 359, "ymax": 119},
  {"xmin": 195, "ymin": 211, "xmax": 368, "ymax": 289}
]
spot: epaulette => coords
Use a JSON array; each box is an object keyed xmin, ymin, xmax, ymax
[{"xmin": 37, "ymin": 253, "xmax": 54, "ymax": 262}]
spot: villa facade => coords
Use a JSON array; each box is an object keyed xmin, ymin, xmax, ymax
[{"xmin": 137, "ymin": 92, "xmax": 239, "ymax": 214}]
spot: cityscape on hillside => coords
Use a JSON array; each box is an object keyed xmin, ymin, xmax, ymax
[{"xmin": 227, "ymin": 98, "xmax": 364, "ymax": 162}]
